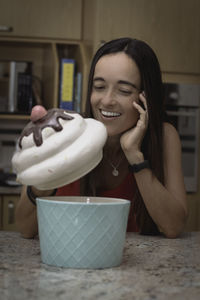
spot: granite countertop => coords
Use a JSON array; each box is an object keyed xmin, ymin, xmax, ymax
[{"xmin": 0, "ymin": 231, "xmax": 200, "ymax": 300}]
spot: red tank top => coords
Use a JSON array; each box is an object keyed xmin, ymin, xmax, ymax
[{"xmin": 56, "ymin": 173, "xmax": 139, "ymax": 232}]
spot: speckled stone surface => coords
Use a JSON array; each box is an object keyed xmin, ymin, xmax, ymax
[{"xmin": 0, "ymin": 231, "xmax": 199, "ymax": 300}]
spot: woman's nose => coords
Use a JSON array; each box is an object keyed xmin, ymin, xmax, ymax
[{"xmin": 101, "ymin": 89, "xmax": 116, "ymax": 106}]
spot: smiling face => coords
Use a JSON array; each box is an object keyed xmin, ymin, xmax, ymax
[{"xmin": 91, "ymin": 52, "xmax": 141, "ymax": 137}]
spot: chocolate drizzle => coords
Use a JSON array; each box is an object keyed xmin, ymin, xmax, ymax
[{"xmin": 19, "ymin": 109, "xmax": 74, "ymax": 148}]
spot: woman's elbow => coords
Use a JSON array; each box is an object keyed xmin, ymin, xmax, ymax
[
  {"xmin": 18, "ymin": 228, "xmax": 38, "ymax": 239},
  {"xmin": 164, "ymin": 230, "xmax": 181, "ymax": 239},
  {"xmin": 162, "ymin": 211, "xmax": 188, "ymax": 239},
  {"xmin": 16, "ymin": 220, "xmax": 38, "ymax": 239},
  {"xmin": 15, "ymin": 206, "xmax": 38, "ymax": 238}
]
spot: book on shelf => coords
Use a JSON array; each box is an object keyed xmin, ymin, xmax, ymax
[
  {"xmin": 17, "ymin": 72, "xmax": 34, "ymax": 113},
  {"xmin": 74, "ymin": 72, "xmax": 82, "ymax": 113},
  {"xmin": 8, "ymin": 61, "xmax": 32, "ymax": 113},
  {"xmin": 59, "ymin": 58, "xmax": 76, "ymax": 111}
]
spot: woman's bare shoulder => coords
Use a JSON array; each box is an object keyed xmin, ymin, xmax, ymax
[
  {"xmin": 162, "ymin": 122, "xmax": 182, "ymax": 160},
  {"xmin": 163, "ymin": 122, "xmax": 180, "ymax": 143}
]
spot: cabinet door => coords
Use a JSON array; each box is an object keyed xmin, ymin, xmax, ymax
[
  {"xmin": 184, "ymin": 195, "xmax": 198, "ymax": 231},
  {"xmin": 2, "ymin": 195, "xmax": 19, "ymax": 231},
  {"xmin": 0, "ymin": 0, "xmax": 82, "ymax": 39},
  {"xmin": 90, "ymin": 0, "xmax": 200, "ymax": 74}
]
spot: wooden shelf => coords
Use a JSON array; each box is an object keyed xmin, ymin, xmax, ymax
[
  {"xmin": 0, "ymin": 37, "xmax": 91, "ymax": 114},
  {"xmin": 0, "ymin": 114, "xmax": 30, "ymax": 120},
  {"xmin": 0, "ymin": 186, "xmax": 21, "ymax": 195}
]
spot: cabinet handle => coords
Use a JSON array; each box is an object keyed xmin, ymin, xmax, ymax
[
  {"xmin": 0, "ymin": 25, "xmax": 13, "ymax": 32},
  {"xmin": 8, "ymin": 201, "xmax": 15, "ymax": 224}
]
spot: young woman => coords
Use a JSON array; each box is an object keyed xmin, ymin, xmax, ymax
[{"xmin": 16, "ymin": 38, "xmax": 188, "ymax": 238}]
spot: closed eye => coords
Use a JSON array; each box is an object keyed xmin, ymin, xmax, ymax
[
  {"xmin": 93, "ymin": 77, "xmax": 106, "ymax": 91},
  {"xmin": 93, "ymin": 85, "xmax": 105, "ymax": 91},
  {"xmin": 119, "ymin": 89, "xmax": 132, "ymax": 95}
]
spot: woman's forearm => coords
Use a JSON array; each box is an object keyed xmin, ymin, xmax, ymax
[
  {"xmin": 134, "ymin": 169, "xmax": 188, "ymax": 238},
  {"xmin": 15, "ymin": 185, "xmax": 54, "ymax": 238}
]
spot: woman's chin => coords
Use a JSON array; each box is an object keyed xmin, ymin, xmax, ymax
[
  {"xmin": 106, "ymin": 130, "xmax": 122, "ymax": 139},
  {"xmin": 106, "ymin": 123, "xmax": 137, "ymax": 137}
]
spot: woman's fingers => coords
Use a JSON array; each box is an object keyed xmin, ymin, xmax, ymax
[
  {"xmin": 133, "ymin": 101, "xmax": 148, "ymax": 124},
  {"xmin": 139, "ymin": 91, "xmax": 148, "ymax": 110},
  {"xmin": 31, "ymin": 105, "xmax": 47, "ymax": 122},
  {"xmin": 135, "ymin": 92, "xmax": 149, "ymax": 123},
  {"xmin": 133, "ymin": 101, "xmax": 144, "ymax": 113}
]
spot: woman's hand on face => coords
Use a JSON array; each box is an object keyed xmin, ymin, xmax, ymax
[
  {"xmin": 120, "ymin": 92, "xmax": 148, "ymax": 164},
  {"xmin": 31, "ymin": 105, "xmax": 47, "ymax": 122}
]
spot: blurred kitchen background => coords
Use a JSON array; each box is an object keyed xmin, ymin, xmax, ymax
[{"xmin": 0, "ymin": 0, "xmax": 199, "ymax": 231}]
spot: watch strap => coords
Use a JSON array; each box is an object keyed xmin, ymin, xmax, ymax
[
  {"xmin": 129, "ymin": 160, "xmax": 149, "ymax": 173},
  {"xmin": 26, "ymin": 186, "xmax": 57, "ymax": 205}
]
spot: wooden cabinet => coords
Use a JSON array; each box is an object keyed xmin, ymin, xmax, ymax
[
  {"xmin": 0, "ymin": 1, "xmax": 92, "ymax": 115},
  {"xmin": 0, "ymin": 0, "xmax": 91, "ymax": 232},
  {"xmin": 0, "ymin": 195, "xmax": 19, "ymax": 231},
  {"xmin": 198, "ymin": 200, "xmax": 200, "ymax": 230},
  {"xmin": 84, "ymin": 0, "xmax": 200, "ymax": 75},
  {"xmin": 185, "ymin": 194, "xmax": 200, "ymax": 232},
  {"xmin": 0, "ymin": 0, "xmax": 82, "ymax": 40}
]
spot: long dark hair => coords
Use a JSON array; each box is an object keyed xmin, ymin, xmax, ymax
[{"xmin": 82, "ymin": 38, "xmax": 165, "ymax": 235}]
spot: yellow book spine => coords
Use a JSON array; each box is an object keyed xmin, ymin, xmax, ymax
[{"xmin": 60, "ymin": 59, "xmax": 75, "ymax": 110}]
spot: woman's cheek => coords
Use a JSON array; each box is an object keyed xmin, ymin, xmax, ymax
[
  {"xmin": 124, "ymin": 109, "xmax": 139, "ymax": 130},
  {"xmin": 90, "ymin": 95, "xmax": 97, "ymax": 117}
]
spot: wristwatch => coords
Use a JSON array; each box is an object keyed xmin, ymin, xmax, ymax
[{"xmin": 128, "ymin": 160, "xmax": 149, "ymax": 173}]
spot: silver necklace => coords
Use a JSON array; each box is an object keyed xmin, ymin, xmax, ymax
[{"xmin": 105, "ymin": 156, "xmax": 124, "ymax": 176}]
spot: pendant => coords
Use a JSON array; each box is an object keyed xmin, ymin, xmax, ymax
[{"xmin": 112, "ymin": 168, "xmax": 119, "ymax": 176}]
